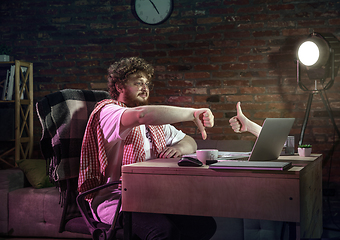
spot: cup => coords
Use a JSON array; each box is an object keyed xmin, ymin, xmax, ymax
[
  {"xmin": 196, "ymin": 149, "xmax": 218, "ymax": 165},
  {"xmin": 285, "ymin": 136, "xmax": 295, "ymax": 155}
]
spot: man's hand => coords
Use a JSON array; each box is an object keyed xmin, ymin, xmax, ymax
[
  {"xmin": 194, "ymin": 109, "xmax": 214, "ymax": 140},
  {"xmin": 158, "ymin": 146, "xmax": 182, "ymax": 158},
  {"xmin": 229, "ymin": 102, "xmax": 249, "ymax": 133}
]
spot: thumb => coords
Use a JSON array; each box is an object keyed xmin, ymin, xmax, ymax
[
  {"xmin": 236, "ymin": 102, "xmax": 244, "ymax": 117},
  {"xmin": 194, "ymin": 110, "xmax": 207, "ymax": 140}
]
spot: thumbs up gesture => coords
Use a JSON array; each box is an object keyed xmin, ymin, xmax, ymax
[
  {"xmin": 229, "ymin": 102, "xmax": 249, "ymax": 133},
  {"xmin": 229, "ymin": 102, "xmax": 262, "ymax": 137}
]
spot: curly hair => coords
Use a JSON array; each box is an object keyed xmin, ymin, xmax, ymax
[{"xmin": 107, "ymin": 57, "xmax": 154, "ymax": 99}]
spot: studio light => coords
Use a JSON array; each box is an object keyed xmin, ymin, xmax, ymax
[{"xmin": 296, "ymin": 32, "xmax": 340, "ymax": 145}]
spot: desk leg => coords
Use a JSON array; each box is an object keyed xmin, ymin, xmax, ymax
[
  {"xmin": 288, "ymin": 222, "xmax": 300, "ymax": 240},
  {"xmin": 124, "ymin": 211, "xmax": 132, "ymax": 240}
]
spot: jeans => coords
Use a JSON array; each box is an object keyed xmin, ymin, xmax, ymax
[{"xmin": 116, "ymin": 212, "xmax": 217, "ymax": 240}]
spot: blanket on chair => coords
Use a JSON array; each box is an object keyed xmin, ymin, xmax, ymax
[{"xmin": 36, "ymin": 89, "xmax": 111, "ymax": 188}]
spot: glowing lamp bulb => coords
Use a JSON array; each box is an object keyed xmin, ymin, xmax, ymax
[{"xmin": 298, "ymin": 41, "xmax": 320, "ymax": 67}]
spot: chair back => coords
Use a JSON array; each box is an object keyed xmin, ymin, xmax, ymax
[{"xmin": 36, "ymin": 89, "xmax": 111, "ymax": 233}]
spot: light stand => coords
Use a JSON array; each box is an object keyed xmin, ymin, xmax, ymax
[{"xmin": 297, "ymin": 33, "xmax": 340, "ymax": 146}]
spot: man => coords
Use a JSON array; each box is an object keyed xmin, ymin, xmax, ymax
[
  {"xmin": 229, "ymin": 101, "xmax": 262, "ymax": 137},
  {"xmin": 78, "ymin": 57, "xmax": 216, "ymax": 240}
]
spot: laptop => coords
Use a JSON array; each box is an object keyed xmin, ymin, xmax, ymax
[{"xmin": 209, "ymin": 118, "xmax": 295, "ymax": 170}]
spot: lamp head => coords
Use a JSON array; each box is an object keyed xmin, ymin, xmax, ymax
[{"xmin": 297, "ymin": 32, "xmax": 340, "ymax": 80}]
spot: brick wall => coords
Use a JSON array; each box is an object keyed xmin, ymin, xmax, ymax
[{"xmin": 1, "ymin": 0, "xmax": 340, "ymax": 185}]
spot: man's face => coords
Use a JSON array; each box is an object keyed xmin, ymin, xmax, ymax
[{"xmin": 121, "ymin": 71, "xmax": 152, "ymax": 107}]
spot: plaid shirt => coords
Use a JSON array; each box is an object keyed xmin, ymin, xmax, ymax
[{"xmin": 78, "ymin": 99, "xmax": 166, "ymax": 202}]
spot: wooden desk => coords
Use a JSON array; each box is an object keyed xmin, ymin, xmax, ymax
[{"xmin": 122, "ymin": 154, "xmax": 323, "ymax": 240}]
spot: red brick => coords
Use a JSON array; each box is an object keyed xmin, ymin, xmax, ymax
[
  {"xmin": 127, "ymin": 28, "xmax": 152, "ymax": 35},
  {"xmin": 282, "ymin": 28, "xmax": 309, "ymax": 36},
  {"xmin": 155, "ymin": 89, "xmax": 181, "ymax": 96},
  {"xmin": 169, "ymin": 18, "xmax": 195, "ymax": 25},
  {"xmin": 197, "ymin": 17, "xmax": 223, "ymax": 25},
  {"xmin": 168, "ymin": 34, "xmax": 193, "ymax": 41},
  {"xmin": 221, "ymin": 63, "xmax": 248, "ymax": 70},
  {"xmin": 237, "ymin": 6, "xmax": 264, "ymax": 13},
  {"xmin": 210, "ymin": 56, "xmax": 237, "ymax": 62},
  {"xmin": 65, "ymin": 54, "xmax": 89, "ymax": 60},
  {"xmin": 196, "ymin": 80, "xmax": 222, "ymax": 87},
  {"xmin": 183, "ymin": 88, "xmax": 207, "ymax": 95},
  {"xmin": 194, "ymin": 64, "xmax": 219, "ymax": 71},
  {"xmin": 76, "ymin": 60, "xmax": 100, "ymax": 67},
  {"xmin": 196, "ymin": 33, "xmax": 223, "ymax": 40},
  {"xmin": 64, "ymin": 83, "xmax": 89, "ymax": 89},
  {"xmin": 195, "ymin": 49, "xmax": 222, "ymax": 56},
  {"xmin": 54, "ymin": 76, "xmax": 77, "ymax": 82},
  {"xmin": 39, "ymin": 69, "xmax": 62, "ymax": 75},
  {"xmin": 52, "ymin": 61, "xmax": 76, "ymax": 68},
  {"xmin": 329, "ymin": 18, "xmax": 340, "ymax": 25},
  {"xmin": 79, "ymin": 46, "xmax": 102, "ymax": 52},
  {"xmin": 254, "ymin": 14, "xmax": 280, "ymax": 21},
  {"xmin": 168, "ymin": 50, "xmax": 194, "ymax": 57},
  {"xmin": 267, "ymin": 4, "xmax": 295, "ymax": 11},
  {"xmin": 167, "ymin": 96, "xmax": 193, "ymax": 103},
  {"xmin": 212, "ymin": 72, "xmax": 238, "ymax": 78},
  {"xmin": 239, "ymin": 55, "xmax": 264, "ymax": 62},
  {"xmin": 223, "ymin": 80, "xmax": 250, "ymax": 86},
  {"xmin": 142, "ymin": 51, "xmax": 167, "ymax": 58},
  {"xmin": 210, "ymin": 8, "xmax": 234, "ymax": 15},
  {"xmin": 212, "ymin": 40, "xmax": 238, "ymax": 47},
  {"xmin": 225, "ymin": 95, "xmax": 254, "ymax": 102},
  {"xmin": 239, "ymin": 39, "xmax": 266, "ymax": 46},
  {"xmin": 210, "ymin": 88, "xmax": 238, "ymax": 95},
  {"xmin": 79, "ymin": 75, "xmax": 103, "ymax": 82},
  {"xmin": 237, "ymin": 23, "xmax": 265, "ymax": 30},
  {"xmin": 185, "ymin": 72, "xmax": 210, "ymax": 79},
  {"xmin": 255, "ymin": 94, "xmax": 284, "ymax": 102},
  {"xmin": 168, "ymin": 80, "xmax": 194, "ymax": 87},
  {"xmin": 240, "ymin": 87, "xmax": 266, "ymax": 94}
]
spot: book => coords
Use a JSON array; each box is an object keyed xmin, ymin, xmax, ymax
[
  {"xmin": 6, "ymin": 65, "xmax": 15, "ymax": 100},
  {"xmin": 1, "ymin": 69, "xmax": 10, "ymax": 100}
]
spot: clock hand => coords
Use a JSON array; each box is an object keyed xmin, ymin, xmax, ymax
[{"xmin": 149, "ymin": 0, "xmax": 160, "ymax": 14}]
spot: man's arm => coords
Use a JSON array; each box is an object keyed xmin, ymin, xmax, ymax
[
  {"xmin": 120, "ymin": 105, "xmax": 214, "ymax": 140},
  {"xmin": 158, "ymin": 135, "xmax": 197, "ymax": 158}
]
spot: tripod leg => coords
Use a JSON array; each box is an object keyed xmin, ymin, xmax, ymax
[
  {"xmin": 299, "ymin": 93, "xmax": 314, "ymax": 146},
  {"xmin": 319, "ymin": 90, "xmax": 340, "ymax": 138}
]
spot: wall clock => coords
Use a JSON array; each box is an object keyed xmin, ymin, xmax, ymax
[{"xmin": 131, "ymin": 0, "xmax": 174, "ymax": 25}]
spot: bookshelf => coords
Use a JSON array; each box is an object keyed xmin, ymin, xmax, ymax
[{"xmin": 0, "ymin": 60, "xmax": 33, "ymax": 168}]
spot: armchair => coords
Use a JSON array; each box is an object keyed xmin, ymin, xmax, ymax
[{"xmin": 36, "ymin": 89, "xmax": 123, "ymax": 240}]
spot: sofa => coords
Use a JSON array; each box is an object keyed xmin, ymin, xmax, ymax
[
  {"xmin": 0, "ymin": 161, "xmax": 90, "ymax": 238},
  {"xmin": 0, "ymin": 139, "xmax": 289, "ymax": 239}
]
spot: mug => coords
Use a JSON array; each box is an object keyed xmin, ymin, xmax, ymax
[{"xmin": 196, "ymin": 149, "xmax": 218, "ymax": 165}]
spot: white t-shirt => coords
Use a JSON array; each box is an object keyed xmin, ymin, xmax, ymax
[{"xmin": 91, "ymin": 103, "xmax": 186, "ymax": 224}]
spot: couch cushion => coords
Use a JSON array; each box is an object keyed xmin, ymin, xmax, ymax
[
  {"xmin": 0, "ymin": 168, "xmax": 24, "ymax": 235},
  {"xmin": 8, "ymin": 186, "xmax": 89, "ymax": 238},
  {"xmin": 16, "ymin": 159, "xmax": 54, "ymax": 189}
]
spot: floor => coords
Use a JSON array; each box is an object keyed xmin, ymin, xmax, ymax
[
  {"xmin": 321, "ymin": 192, "xmax": 340, "ymax": 240},
  {"xmin": 1, "ymin": 193, "xmax": 340, "ymax": 240}
]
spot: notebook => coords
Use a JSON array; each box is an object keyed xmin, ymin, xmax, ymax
[{"xmin": 209, "ymin": 118, "xmax": 295, "ymax": 170}]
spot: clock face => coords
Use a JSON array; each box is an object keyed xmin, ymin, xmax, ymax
[{"xmin": 132, "ymin": 0, "xmax": 174, "ymax": 25}]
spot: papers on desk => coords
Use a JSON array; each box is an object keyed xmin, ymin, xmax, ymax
[
  {"xmin": 183, "ymin": 151, "xmax": 251, "ymax": 161},
  {"xmin": 184, "ymin": 151, "xmax": 292, "ymax": 170},
  {"xmin": 217, "ymin": 151, "xmax": 251, "ymax": 160}
]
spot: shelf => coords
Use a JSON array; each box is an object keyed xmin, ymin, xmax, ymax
[{"xmin": 0, "ymin": 60, "xmax": 33, "ymax": 168}]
